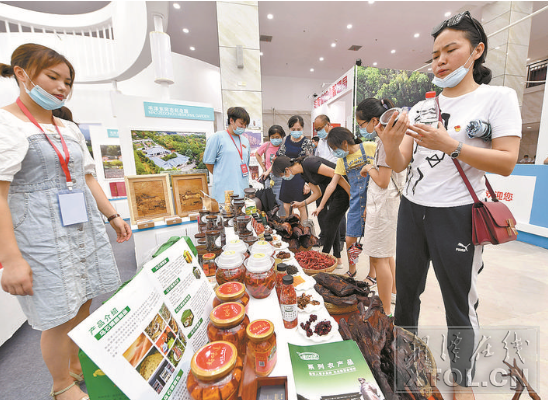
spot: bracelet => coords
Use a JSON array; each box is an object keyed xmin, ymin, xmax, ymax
[{"xmin": 107, "ymin": 213, "xmax": 120, "ymax": 222}]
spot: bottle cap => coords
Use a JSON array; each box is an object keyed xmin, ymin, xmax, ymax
[
  {"xmin": 282, "ymin": 275, "xmax": 294, "ymax": 285},
  {"xmin": 277, "ymin": 263, "xmax": 288, "ymax": 271},
  {"xmin": 425, "ymin": 91, "xmax": 437, "ymax": 98}
]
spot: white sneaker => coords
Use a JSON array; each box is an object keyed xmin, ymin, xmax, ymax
[{"xmin": 391, "ymin": 293, "xmax": 397, "ymax": 305}]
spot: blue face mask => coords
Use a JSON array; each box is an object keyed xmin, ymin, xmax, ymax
[
  {"xmin": 359, "ymin": 126, "xmax": 377, "ymax": 140},
  {"xmin": 282, "ymin": 172, "xmax": 294, "ymax": 181},
  {"xmin": 290, "ymin": 130, "xmax": 303, "ymax": 139},
  {"xmin": 23, "ymin": 70, "xmax": 66, "ymax": 111},
  {"xmin": 233, "ymin": 127, "xmax": 245, "ymax": 135},
  {"xmin": 316, "ymin": 129, "xmax": 327, "ymax": 139},
  {"xmin": 270, "ymin": 138, "xmax": 282, "ymax": 146},
  {"xmin": 332, "ymin": 148, "xmax": 349, "ymax": 159},
  {"xmin": 432, "ymin": 47, "xmax": 477, "ymax": 88}
]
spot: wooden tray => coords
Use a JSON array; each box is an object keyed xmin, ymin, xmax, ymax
[{"xmin": 300, "ymin": 252, "xmax": 337, "ymax": 275}]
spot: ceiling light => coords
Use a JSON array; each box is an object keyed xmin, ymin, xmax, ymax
[
  {"xmin": 428, "ymin": 68, "xmax": 432, "ymax": 71},
  {"xmin": 173, "ymin": 3, "xmax": 180, "ymax": 9},
  {"xmin": 310, "ymin": 68, "xmax": 314, "ymax": 72},
  {"xmin": 260, "ymin": 52, "xmax": 263, "ymax": 56},
  {"xmin": 391, "ymin": 49, "xmax": 396, "ymax": 54},
  {"xmin": 373, "ymin": 62, "xmax": 377, "ymax": 66},
  {"xmin": 368, "ymin": 1, "xmax": 375, "ymax": 4},
  {"xmin": 182, "ymin": 28, "xmax": 189, "ymax": 33},
  {"xmin": 267, "ymin": 13, "xmax": 273, "ymax": 19},
  {"xmin": 445, "ymin": 12, "xmax": 451, "ymax": 17},
  {"xmin": 190, "ymin": 46, "xmax": 195, "ymax": 51},
  {"xmin": 414, "ymin": 33, "xmax": 420, "ymax": 38},
  {"xmin": 527, "ymin": 58, "xmax": 530, "ymax": 61},
  {"xmin": 331, "ymin": 43, "xmax": 336, "ymax": 47},
  {"xmin": 319, "ymin": 57, "xmax": 324, "ymax": 61},
  {"xmin": 527, "ymin": 126, "xmax": 531, "ymax": 129},
  {"xmin": 347, "ymin": 24, "xmax": 352, "ymax": 29}
]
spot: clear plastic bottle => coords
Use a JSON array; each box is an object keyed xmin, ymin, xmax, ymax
[
  {"xmin": 279, "ymin": 275, "xmax": 297, "ymax": 329},
  {"xmin": 420, "ymin": 91, "xmax": 439, "ymax": 127},
  {"xmin": 275, "ymin": 263, "xmax": 287, "ymax": 299}
]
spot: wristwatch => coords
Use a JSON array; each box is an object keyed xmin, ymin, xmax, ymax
[{"xmin": 450, "ymin": 141, "xmax": 463, "ymax": 159}]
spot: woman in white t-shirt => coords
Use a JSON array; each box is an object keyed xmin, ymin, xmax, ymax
[{"xmin": 378, "ymin": 12, "xmax": 521, "ymax": 397}]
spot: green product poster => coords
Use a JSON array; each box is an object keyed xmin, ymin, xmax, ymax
[{"xmin": 288, "ymin": 341, "xmax": 384, "ymax": 400}]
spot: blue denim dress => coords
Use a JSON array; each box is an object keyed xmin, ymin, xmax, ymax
[
  {"xmin": 8, "ymin": 130, "xmax": 121, "ymax": 331},
  {"xmin": 343, "ymin": 143, "xmax": 369, "ymax": 237}
]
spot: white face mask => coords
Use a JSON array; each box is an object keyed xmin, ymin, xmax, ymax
[{"xmin": 432, "ymin": 45, "xmax": 478, "ymax": 88}]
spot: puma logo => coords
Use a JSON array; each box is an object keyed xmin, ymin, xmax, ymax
[{"xmin": 456, "ymin": 242, "xmax": 471, "ymax": 252}]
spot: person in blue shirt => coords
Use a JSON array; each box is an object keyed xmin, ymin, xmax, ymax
[{"xmin": 203, "ymin": 107, "xmax": 251, "ymax": 204}]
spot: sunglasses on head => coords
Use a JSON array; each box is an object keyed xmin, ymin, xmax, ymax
[{"xmin": 431, "ymin": 11, "xmax": 482, "ymax": 37}]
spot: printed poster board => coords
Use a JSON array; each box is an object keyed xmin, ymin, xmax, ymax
[{"xmin": 69, "ymin": 240, "xmax": 215, "ymax": 400}]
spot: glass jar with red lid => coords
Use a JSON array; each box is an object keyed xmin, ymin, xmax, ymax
[
  {"xmin": 207, "ymin": 302, "xmax": 249, "ymax": 356},
  {"xmin": 244, "ymin": 253, "xmax": 276, "ymax": 299},
  {"xmin": 186, "ymin": 341, "xmax": 243, "ymax": 400},
  {"xmin": 246, "ymin": 319, "xmax": 277, "ymax": 377},
  {"xmin": 215, "ymin": 250, "xmax": 245, "ymax": 285},
  {"xmin": 212, "ymin": 281, "xmax": 250, "ymax": 312}
]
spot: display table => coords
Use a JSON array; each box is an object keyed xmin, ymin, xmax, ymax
[
  {"xmin": 221, "ymin": 228, "xmax": 343, "ymax": 400},
  {"xmin": 0, "ymin": 268, "xmax": 27, "ymax": 346}
]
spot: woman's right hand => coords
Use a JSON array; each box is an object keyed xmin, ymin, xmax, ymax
[
  {"xmin": 1, "ymin": 256, "xmax": 34, "ymax": 296},
  {"xmin": 311, "ymin": 204, "xmax": 323, "ymax": 217}
]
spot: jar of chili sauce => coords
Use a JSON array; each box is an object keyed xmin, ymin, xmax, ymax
[
  {"xmin": 202, "ymin": 253, "xmax": 216, "ymax": 277},
  {"xmin": 275, "ymin": 263, "xmax": 288, "ymax": 299},
  {"xmin": 215, "ymin": 250, "xmax": 245, "ymax": 285},
  {"xmin": 186, "ymin": 341, "xmax": 243, "ymax": 400},
  {"xmin": 244, "ymin": 253, "xmax": 276, "ymax": 299},
  {"xmin": 207, "ymin": 302, "xmax": 249, "ymax": 356},
  {"xmin": 212, "ymin": 281, "xmax": 250, "ymax": 312},
  {"xmin": 279, "ymin": 275, "xmax": 298, "ymax": 329},
  {"xmin": 246, "ymin": 319, "xmax": 277, "ymax": 377}
]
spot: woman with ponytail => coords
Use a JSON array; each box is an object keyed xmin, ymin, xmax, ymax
[
  {"xmin": 271, "ymin": 155, "xmax": 350, "ymax": 261},
  {"xmin": 1, "ymin": 44, "xmax": 131, "ymax": 400},
  {"xmin": 378, "ymin": 12, "xmax": 521, "ymax": 398},
  {"xmin": 353, "ymin": 99, "xmax": 406, "ymax": 315}
]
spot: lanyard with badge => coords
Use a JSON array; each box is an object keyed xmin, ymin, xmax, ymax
[
  {"xmin": 227, "ymin": 129, "xmax": 248, "ymax": 177},
  {"xmin": 16, "ymin": 98, "xmax": 88, "ymax": 226}
]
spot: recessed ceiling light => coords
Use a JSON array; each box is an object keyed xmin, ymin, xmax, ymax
[
  {"xmin": 319, "ymin": 57, "xmax": 324, "ymax": 61},
  {"xmin": 445, "ymin": 12, "xmax": 451, "ymax": 17},
  {"xmin": 414, "ymin": 33, "xmax": 420, "ymax": 38},
  {"xmin": 182, "ymin": 28, "xmax": 189, "ymax": 33},
  {"xmin": 173, "ymin": 3, "xmax": 180, "ymax": 9},
  {"xmin": 310, "ymin": 68, "xmax": 314, "ymax": 72},
  {"xmin": 368, "ymin": 1, "xmax": 375, "ymax": 4},
  {"xmin": 527, "ymin": 126, "xmax": 531, "ymax": 129},
  {"xmin": 190, "ymin": 46, "xmax": 195, "ymax": 51},
  {"xmin": 347, "ymin": 24, "xmax": 352, "ymax": 29},
  {"xmin": 331, "ymin": 43, "xmax": 336, "ymax": 47},
  {"xmin": 391, "ymin": 49, "xmax": 396, "ymax": 54},
  {"xmin": 373, "ymin": 62, "xmax": 377, "ymax": 66},
  {"xmin": 267, "ymin": 13, "xmax": 273, "ymax": 19},
  {"xmin": 527, "ymin": 58, "xmax": 530, "ymax": 61}
]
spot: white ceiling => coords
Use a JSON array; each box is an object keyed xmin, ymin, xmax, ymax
[{"xmin": 3, "ymin": 1, "xmax": 548, "ymax": 83}]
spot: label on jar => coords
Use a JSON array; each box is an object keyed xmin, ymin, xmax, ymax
[
  {"xmin": 280, "ymin": 304, "xmax": 297, "ymax": 322},
  {"xmin": 255, "ymin": 344, "xmax": 277, "ymax": 375},
  {"xmin": 248, "ymin": 320, "xmax": 272, "ymax": 336},
  {"xmin": 195, "ymin": 342, "xmax": 235, "ymax": 371},
  {"xmin": 219, "ymin": 282, "xmax": 243, "ymax": 295},
  {"xmin": 213, "ymin": 302, "xmax": 244, "ymax": 321}
]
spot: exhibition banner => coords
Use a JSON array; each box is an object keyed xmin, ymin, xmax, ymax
[
  {"xmin": 144, "ymin": 102, "xmax": 215, "ymax": 121},
  {"xmin": 485, "ymin": 174, "xmax": 536, "ymax": 225},
  {"xmin": 69, "ymin": 240, "xmax": 214, "ymax": 400}
]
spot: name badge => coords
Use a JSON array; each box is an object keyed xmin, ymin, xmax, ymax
[
  {"xmin": 240, "ymin": 163, "xmax": 249, "ymax": 177},
  {"xmin": 58, "ymin": 190, "xmax": 89, "ymax": 226}
]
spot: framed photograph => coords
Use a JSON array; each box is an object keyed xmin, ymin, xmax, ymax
[
  {"xmin": 171, "ymin": 173, "xmax": 208, "ymax": 217},
  {"xmin": 125, "ymin": 174, "xmax": 174, "ymax": 224},
  {"xmin": 100, "ymin": 144, "xmax": 124, "ymax": 180}
]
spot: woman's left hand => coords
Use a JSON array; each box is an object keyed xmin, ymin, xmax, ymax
[
  {"xmin": 291, "ymin": 200, "xmax": 305, "ymax": 209},
  {"xmin": 110, "ymin": 217, "xmax": 132, "ymax": 243},
  {"xmin": 406, "ymin": 122, "xmax": 459, "ymax": 154}
]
